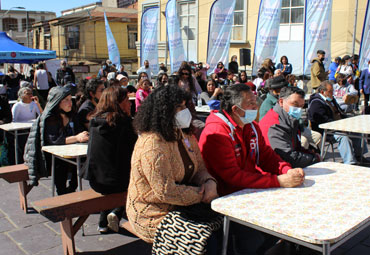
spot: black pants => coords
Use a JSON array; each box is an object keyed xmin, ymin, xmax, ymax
[
  {"xmin": 98, "ymin": 207, "xmax": 125, "ymax": 228},
  {"xmin": 38, "ymin": 89, "xmax": 49, "ymax": 103},
  {"xmin": 54, "ymin": 159, "xmax": 77, "ymax": 195}
]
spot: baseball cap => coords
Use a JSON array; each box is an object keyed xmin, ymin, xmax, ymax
[{"xmin": 116, "ymin": 74, "xmax": 128, "ymax": 81}]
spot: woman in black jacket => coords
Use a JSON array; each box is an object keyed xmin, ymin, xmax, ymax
[{"xmin": 85, "ymin": 86, "xmax": 137, "ymax": 233}]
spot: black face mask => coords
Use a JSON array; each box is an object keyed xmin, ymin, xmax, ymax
[{"xmin": 320, "ymin": 57, "xmax": 325, "ymax": 62}]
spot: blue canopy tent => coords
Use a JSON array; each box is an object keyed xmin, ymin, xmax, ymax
[{"xmin": 0, "ymin": 32, "xmax": 56, "ymax": 64}]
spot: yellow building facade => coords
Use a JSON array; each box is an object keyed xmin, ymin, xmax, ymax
[
  {"xmin": 137, "ymin": 0, "xmax": 368, "ymax": 74},
  {"xmin": 33, "ymin": 5, "xmax": 138, "ymax": 72}
]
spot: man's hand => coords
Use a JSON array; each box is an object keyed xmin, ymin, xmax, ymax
[
  {"xmin": 201, "ymin": 180, "xmax": 218, "ymax": 203},
  {"xmin": 278, "ymin": 168, "xmax": 305, "ymax": 188}
]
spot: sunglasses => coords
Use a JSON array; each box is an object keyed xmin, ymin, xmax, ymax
[{"xmin": 182, "ymin": 72, "xmax": 190, "ymax": 76}]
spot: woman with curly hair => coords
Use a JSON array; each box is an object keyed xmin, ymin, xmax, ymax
[
  {"xmin": 86, "ymin": 86, "xmax": 137, "ymax": 233},
  {"xmin": 178, "ymin": 62, "xmax": 202, "ymax": 104},
  {"xmin": 126, "ymin": 84, "xmax": 220, "ymax": 254}
]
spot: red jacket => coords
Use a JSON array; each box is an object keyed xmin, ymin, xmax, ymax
[{"xmin": 199, "ymin": 110, "xmax": 292, "ymax": 196}]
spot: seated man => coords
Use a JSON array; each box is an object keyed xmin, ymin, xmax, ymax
[
  {"xmin": 333, "ymin": 73, "xmax": 358, "ymax": 113},
  {"xmin": 308, "ymin": 81, "xmax": 368, "ymax": 164},
  {"xmin": 259, "ymin": 86, "xmax": 320, "ymax": 168},
  {"xmin": 199, "ymin": 84, "xmax": 304, "ymax": 254}
]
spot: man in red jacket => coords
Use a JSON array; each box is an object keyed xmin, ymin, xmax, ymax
[{"xmin": 199, "ymin": 84, "xmax": 304, "ymax": 254}]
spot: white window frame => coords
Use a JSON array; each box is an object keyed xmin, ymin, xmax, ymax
[
  {"xmin": 177, "ymin": 0, "xmax": 198, "ymax": 62},
  {"xmin": 279, "ymin": 0, "xmax": 305, "ymax": 41},
  {"xmin": 231, "ymin": 0, "xmax": 247, "ymax": 43}
]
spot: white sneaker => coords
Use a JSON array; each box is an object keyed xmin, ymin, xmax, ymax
[
  {"xmin": 107, "ymin": 213, "xmax": 119, "ymax": 232},
  {"xmin": 97, "ymin": 226, "xmax": 108, "ymax": 234}
]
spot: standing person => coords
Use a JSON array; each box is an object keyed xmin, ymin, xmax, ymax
[
  {"xmin": 86, "ymin": 86, "xmax": 137, "ymax": 233},
  {"xmin": 97, "ymin": 61, "xmax": 109, "ymax": 81},
  {"xmin": 135, "ymin": 79, "xmax": 151, "ymax": 112},
  {"xmin": 4, "ymin": 66, "xmax": 21, "ymax": 100},
  {"xmin": 276, "ymin": 56, "xmax": 293, "ymax": 76},
  {"xmin": 228, "ymin": 55, "xmax": 239, "ymax": 74},
  {"xmin": 76, "ymin": 79, "xmax": 105, "ymax": 132},
  {"xmin": 329, "ymin": 57, "xmax": 341, "ymax": 82},
  {"xmin": 310, "ymin": 50, "xmax": 327, "ymax": 90},
  {"xmin": 56, "ymin": 60, "xmax": 75, "ymax": 86},
  {"xmin": 24, "ymin": 86, "xmax": 89, "ymax": 192},
  {"xmin": 214, "ymin": 62, "xmax": 228, "ymax": 80},
  {"xmin": 126, "ymin": 85, "xmax": 220, "ymax": 253},
  {"xmin": 34, "ymin": 63, "xmax": 50, "ymax": 102},
  {"xmin": 359, "ymin": 59, "xmax": 370, "ymax": 107},
  {"xmin": 137, "ymin": 60, "xmax": 153, "ymax": 81}
]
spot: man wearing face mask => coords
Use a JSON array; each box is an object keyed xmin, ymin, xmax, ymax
[
  {"xmin": 310, "ymin": 50, "xmax": 328, "ymax": 90},
  {"xmin": 308, "ymin": 81, "xmax": 368, "ymax": 164},
  {"xmin": 199, "ymin": 84, "xmax": 304, "ymax": 254},
  {"xmin": 259, "ymin": 86, "xmax": 320, "ymax": 168}
]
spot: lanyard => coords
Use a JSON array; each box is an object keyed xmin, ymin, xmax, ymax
[{"xmin": 250, "ymin": 123, "xmax": 259, "ymax": 165}]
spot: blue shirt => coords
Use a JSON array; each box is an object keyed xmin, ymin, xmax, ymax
[{"xmin": 328, "ymin": 62, "xmax": 338, "ymax": 81}]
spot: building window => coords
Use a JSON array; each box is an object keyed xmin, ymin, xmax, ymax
[
  {"xmin": 2, "ymin": 18, "xmax": 18, "ymax": 31},
  {"xmin": 65, "ymin": 25, "xmax": 80, "ymax": 49},
  {"xmin": 117, "ymin": 0, "xmax": 137, "ymax": 8},
  {"xmin": 231, "ymin": 0, "xmax": 246, "ymax": 42},
  {"xmin": 128, "ymin": 25, "xmax": 137, "ymax": 49},
  {"xmin": 178, "ymin": 0, "xmax": 198, "ymax": 61},
  {"xmin": 22, "ymin": 18, "xmax": 36, "ymax": 32},
  {"xmin": 279, "ymin": 0, "xmax": 305, "ymax": 41},
  {"xmin": 280, "ymin": 0, "xmax": 304, "ymax": 24}
]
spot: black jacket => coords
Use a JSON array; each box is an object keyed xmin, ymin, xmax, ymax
[
  {"xmin": 86, "ymin": 115, "xmax": 137, "ymax": 194},
  {"xmin": 307, "ymin": 93, "xmax": 344, "ymax": 134}
]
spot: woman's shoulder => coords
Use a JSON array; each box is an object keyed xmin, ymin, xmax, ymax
[{"xmin": 136, "ymin": 133, "xmax": 172, "ymax": 152}]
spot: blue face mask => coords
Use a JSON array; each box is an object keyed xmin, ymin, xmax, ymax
[
  {"xmin": 288, "ymin": 106, "xmax": 302, "ymax": 120},
  {"xmin": 326, "ymin": 97, "xmax": 332, "ymax": 102},
  {"xmin": 237, "ymin": 106, "xmax": 258, "ymax": 124}
]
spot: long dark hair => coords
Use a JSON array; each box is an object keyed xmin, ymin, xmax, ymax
[
  {"xmin": 178, "ymin": 62, "xmax": 195, "ymax": 94},
  {"xmin": 133, "ymin": 84, "xmax": 192, "ymax": 142},
  {"xmin": 90, "ymin": 86, "xmax": 128, "ymax": 127}
]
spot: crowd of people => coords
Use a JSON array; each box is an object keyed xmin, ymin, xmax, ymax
[{"xmin": 0, "ymin": 51, "xmax": 369, "ymax": 254}]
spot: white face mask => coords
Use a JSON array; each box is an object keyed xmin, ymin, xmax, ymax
[{"xmin": 175, "ymin": 108, "xmax": 192, "ymax": 129}]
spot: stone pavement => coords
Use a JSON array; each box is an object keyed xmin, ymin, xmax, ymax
[{"xmin": 0, "ymin": 146, "xmax": 369, "ymax": 255}]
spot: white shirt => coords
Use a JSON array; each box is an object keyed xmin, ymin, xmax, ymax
[
  {"xmin": 35, "ymin": 69, "xmax": 49, "ymax": 90},
  {"xmin": 12, "ymin": 101, "xmax": 40, "ymax": 122}
]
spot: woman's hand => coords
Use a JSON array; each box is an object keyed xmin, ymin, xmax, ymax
[
  {"xmin": 201, "ymin": 180, "xmax": 218, "ymax": 203},
  {"xmin": 76, "ymin": 131, "xmax": 89, "ymax": 143}
]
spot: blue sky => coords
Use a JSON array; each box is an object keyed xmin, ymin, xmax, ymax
[{"xmin": 1, "ymin": 0, "xmax": 100, "ymax": 16}]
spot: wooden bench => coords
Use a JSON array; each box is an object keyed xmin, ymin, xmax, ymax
[
  {"xmin": 0, "ymin": 164, "xmax": 32, "ymax": 212},
  {"xmin": 32, "ymin": 189, "xmax": 135, "ymax": 255}
]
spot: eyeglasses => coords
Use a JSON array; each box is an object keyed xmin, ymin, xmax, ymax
[{"xmin": 181, "ymin": 72, "xmax": 190, "ymax": 76}]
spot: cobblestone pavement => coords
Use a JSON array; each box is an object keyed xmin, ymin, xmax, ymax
[{"xmin": 0, "ymin": 146, "xmax": 369, "ymax": 255}]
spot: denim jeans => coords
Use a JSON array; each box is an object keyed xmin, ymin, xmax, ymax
[{"xmin": 333, "ymin": 134, "xmax": 368, "ymax": 164}]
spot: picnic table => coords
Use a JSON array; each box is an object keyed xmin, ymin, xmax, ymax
[
  {"xmin": 212, "ymin": 162, "xmax": 370, "ymax": 255},
  {"xmin": 319, "ymin": 115, "xmax": 370, "ymax": 162},
  {"xmin": 0, "ymin": 121, "xmax": 33, "ymax": 164},
  {"xmin": 42, "ymin": 143, "xmax": 88, "ymax": 196}
]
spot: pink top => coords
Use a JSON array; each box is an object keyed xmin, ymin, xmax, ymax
[{"xmin": 135, "ymin": 88, "xmax": 150, "ymax": 112}]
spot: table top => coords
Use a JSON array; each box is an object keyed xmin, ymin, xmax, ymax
[
  {"xmin": 211, "ymin": 162, "xmax": 370, "ymax": 244},
  {"xmin": 319, "ymin": 115, "xmax": 370, "ymax": 134},
  {"xmin": 195, "ymin": 105, "xmax": 211, "ymax": 113},
  {"xmin": 0, "ymin": 122, "xmax": 33, "ymax": 131},
  {"xmin": 42, "ymin": 143, "xmax": 88, "ymax": 158}
]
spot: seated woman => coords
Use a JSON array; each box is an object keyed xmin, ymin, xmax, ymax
[
  {"xmin": 333, "ymin": 73, "xmax": 358, "ymax": 113},
  {"xmin": 86, "ymin": 86, "xmax": 137, "ymax": 233},
  {"xmin": 12, "ymin": 87, "xmax": 43, "ymax": 122},
  {"xmin": 76, "ymin": 78, "xmax": 105, "ymax": 132},
  {"xmin": 200, "ymin": 79, "xmax": 223, "ymax": 104},
  {"xmin": 126, "ymin": 84, "xmax": 220, "ymax": 254},
  {"xmin": 135, "ymin": 79, "xmax": 151, "ymax": 112},
  {"xmin": 24, "ymin": 86, "xmax": 89, "ymax": 194},
  {"xmin": 276, "ymin": 56, "xmax": 293, "ymax": 76},
  {"xmin": 12, "ymin": 87, "xmax": 43, "ymax": 163}
]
